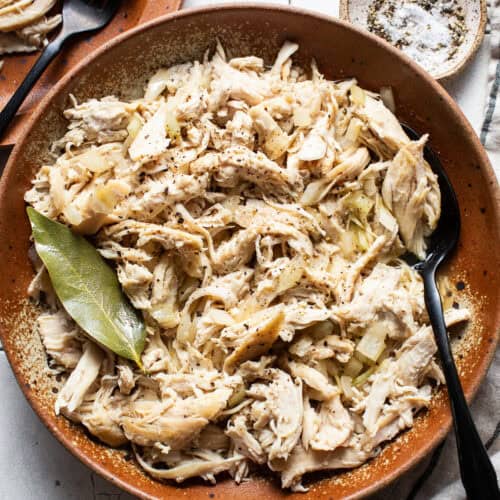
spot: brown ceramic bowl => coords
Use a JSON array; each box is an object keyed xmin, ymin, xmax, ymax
[{"xmin": 0, "ymin": 5, "xmax": 498, "ymax": 499}]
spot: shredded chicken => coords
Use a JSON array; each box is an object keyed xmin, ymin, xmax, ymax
[
  {"xmin": 0, "ymin": 14, "xmax": 61, "ymax": 54},
  {"xmin": 25, "ymin": 42, "xmax": 470, "ymax": 491},
  {"xmin": 0, "ymin": 0, "xmax": 61, "ymax": 55}
]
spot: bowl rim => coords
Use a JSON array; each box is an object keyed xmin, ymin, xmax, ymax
[
  {"xmin": 1, "ymin": 3, "xmax": 498, "ymax": 499},
  {"xmin": 338, "ymin": 0, "xmax": 488, "ymax": 81}
]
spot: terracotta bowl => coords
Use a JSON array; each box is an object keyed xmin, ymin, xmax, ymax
[{"xmin": 0, "ymin": 5, "xmax": 498, "ymax": 499}]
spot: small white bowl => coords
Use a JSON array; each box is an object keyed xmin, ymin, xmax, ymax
[{"xmin": 340, "ymin": 0, "xmax": 487, "ymax": 80}]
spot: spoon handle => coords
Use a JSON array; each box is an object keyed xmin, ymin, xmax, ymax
[
  {"xmin": 0, "ymin": 36, "xmax": 65, "ymax": 139},
  {"xmin": 421, "ymin": 269, "xmax": 499, "ymax": 499}
]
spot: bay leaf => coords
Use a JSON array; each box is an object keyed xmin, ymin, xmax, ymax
[{"xmin": 27, "ymin": 207, "xmax": 145, "ymax": 368}]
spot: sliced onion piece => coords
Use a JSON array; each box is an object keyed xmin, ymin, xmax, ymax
[
  {"xmin": 380, "ymin": 86, "xmax": 396, "ymax": 113},
  {"xmin": 355, "ymin": 321, "xmax": 387, "ymax": 363}
]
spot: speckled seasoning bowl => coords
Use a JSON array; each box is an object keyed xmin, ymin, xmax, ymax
[
  {"xmin": 339, "ymin": 0, "xmax": 487, "ymax": 80},
  {"xmin": 0, "ymin": 5, "xmax": 498, "ymax": 500}
]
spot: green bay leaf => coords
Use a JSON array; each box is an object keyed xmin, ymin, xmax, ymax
[{"xmin": 27, "ymin": 208, "xmax": 145, "ymax": 368}]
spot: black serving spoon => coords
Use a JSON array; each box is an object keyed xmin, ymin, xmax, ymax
[
  {"xmin": 0, "ymin": 0, "xmax": 121, "ymax": 139},
  {"xmin": 402, "ymin": 125, "xmax": 499, "ymax": 499}
]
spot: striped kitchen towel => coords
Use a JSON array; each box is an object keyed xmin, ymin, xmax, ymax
[{"xmin": 482, "ymin": 0, "xmax": 500, "ymax": 179}]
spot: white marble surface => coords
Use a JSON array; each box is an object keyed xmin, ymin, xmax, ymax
[{"xmin": 0, "ymin": 1, "xmax": 493, "ymax": 499}]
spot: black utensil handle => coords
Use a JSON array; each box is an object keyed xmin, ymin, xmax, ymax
[
  {"xmin": 0, "ymin": 37, "xmax": 65, "ymax": 139},
  {"xmin": 422, "ymin": 269, "xmax": 499, "ymax": 499}
]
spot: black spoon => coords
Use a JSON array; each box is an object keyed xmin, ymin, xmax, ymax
[{"xmin": 401, "ymin": 124, "xmax": 499, "ymax": 499}]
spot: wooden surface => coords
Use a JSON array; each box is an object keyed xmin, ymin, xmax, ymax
[{"xmin": 0, "ymin": 0, "xmax": 182, "ymax": 147}]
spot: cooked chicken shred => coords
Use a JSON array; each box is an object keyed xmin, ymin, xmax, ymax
[
  {"xmin": 0, "ymin": 0, "xmax": 61, "ymax": 55},
  {"xmin": 25, "ymin": 42, "xmax": 469, "ymax": 491}
]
